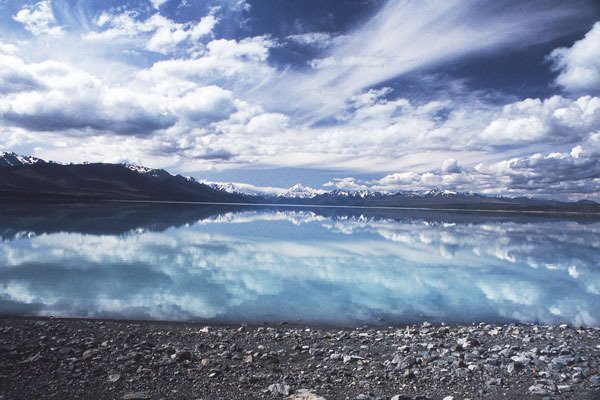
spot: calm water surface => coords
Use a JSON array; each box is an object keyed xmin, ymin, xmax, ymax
[{"xmin": 1, "ymin": 202, "xmax": 599, "ymax": 327}]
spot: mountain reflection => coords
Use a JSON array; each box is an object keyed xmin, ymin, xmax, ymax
[{"xmin": 0, "ymin": 202, "xmax": 599, "ymax": 327}]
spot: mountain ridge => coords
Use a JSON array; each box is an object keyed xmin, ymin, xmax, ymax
[{"xmin": 0, "ymin": 152, "xmax": 598, "ymax": 212}]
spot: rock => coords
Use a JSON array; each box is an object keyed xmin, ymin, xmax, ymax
[
  {"xmin": 402, "ymin": 370, "xmax": 416, "ymax": 379},
  {"xmin": 2, "ymin": 318, "xmax": 600, "ymax": 400},
  {"xmin": 485, "ymin": 378, "xmax": 502, "ymax": 386},
  {"xmin": 58, "ymin": 347, "xmax": 74, "ymax": 355},
  {"xmin": 528, "ymin": 384, "xmax": 551, "ymax": 395},
  {"xmin": 343, "ymin": 355, "xmax": 364, "ymax": 363},
  {"xmin": 401, "ymin": 356, "xmax": 417, "ymax": 368},
  {"xmin": 269, "ymin": 383, "xmax": 291, "ymax": 396},
  {"xmin": 557, "ymin": 384, "xmax": 571, "ymax": 392},
  {"xmin": 82, "ymin": 349, "xmax": 96, "ymax": 361},
  {"xmin": 457, "ymin": 337, "xmax": 479, "ymax": 349},
  {"xmin": 467, "ymin": 364, "xmax": 478, "ymax": 372},
  {"xmin": 285, "ymin": 389, "xmax": 326, "ymax": 400},
  {"xmin": 121, "ymin": 393, "xmax": 150, "ymax": 400},
  {"xmin": 551, "ymin": 355, "xmax": 575, "ymax": 366},
  {"xmin": 176, "ymin": 350, "xmax": 192, "ymax": 362},
  {"xmin": 511, "ymin": 355, "xmax": 530, "ymax": 365}
]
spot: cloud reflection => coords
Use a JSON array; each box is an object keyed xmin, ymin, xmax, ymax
[{"xmin": 0, "ymin": 205, "xmax": 599, "ymax": 326}]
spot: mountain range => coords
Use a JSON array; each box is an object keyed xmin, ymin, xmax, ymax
[{"xmin": 0, "ymin": 152, "xmax": 598, "ymax": 213}]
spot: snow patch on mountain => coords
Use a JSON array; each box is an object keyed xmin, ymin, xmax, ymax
[
  {"xmin": 284, "ymin": 183, "xmax": 327, "ymax": 198},
  {"xmin": 0, "ymin": 152, "xmax": 46, "ymax": 167},
  {"xmin": 122, "ymin": 163, "xmax": 170, "ymax": 179},
  {"xmin": 201, "ymin": 181, "xmax": 327, "ymax": 198}
]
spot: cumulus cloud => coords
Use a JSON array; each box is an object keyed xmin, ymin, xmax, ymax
[
  {"xmin": 441, "ymin": 158, "xmax": 461, "ymax": 174},
  {"xmin": 13, "ymin": 0, "xmax": 63, "ymax": 36},
  {"xmin": 139, "ymin": 36, "xmax": 275, "ymax": 86},
  {"xmin": 323, "ymin": 177, "xmax": 369, "ymax": 191},
  {"xmin": 84, "ymin": 11, "xmax": 217, "ymax": 54},
  {"xmin": 172, "ymin": 85, "xmax": 238, "ymax": 123},
  {"xmin": 549, "ymin": 22, "xmax": 600, "ymax": 94},
  {"xmin": 0, "ymin": 53, "xmax": 252, "ymax": 137},
  {"xmin": 0, "ymin": 55, "xmax": 175, "ymax": 134},
  {"xmin": 345, "ymin": 143, "xmax": 600, "ymax": 200},
  {"xmin": 479, "ymin": 95, "xmax": 600, "ymax": 146},
  {"xmin": 246, "ymin": 113, "xmax": 289, "ymax": 134}
]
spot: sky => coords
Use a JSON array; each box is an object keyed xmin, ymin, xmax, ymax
[{"xmin": 0, "ymin": 0, "xmax": 600, "ymax": 199}]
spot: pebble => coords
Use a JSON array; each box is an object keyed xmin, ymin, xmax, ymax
[{"xmin": 0, "ymin": 318, "xmax": 598, "ymax": 400}]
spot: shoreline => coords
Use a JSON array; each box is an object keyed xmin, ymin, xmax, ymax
[
  {"xmin": 1, "ymin": 317, "xmax": 599, "ymax": 399},
  {"xmin": 2, "ymin": 197, "xmax": 600, "ymax": 217}
]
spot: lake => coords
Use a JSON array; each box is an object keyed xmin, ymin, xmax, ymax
[{"xmin": 0, "ymin": 202, "xmax": 599, "ymax": 327}]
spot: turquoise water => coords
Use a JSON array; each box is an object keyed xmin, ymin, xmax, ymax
[{"xmin": 0, "ymin": 202, "xmax": 599, "ymax": 326}]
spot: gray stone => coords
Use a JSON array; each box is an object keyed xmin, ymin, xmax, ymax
[
  {"xmin": 269, "ymin": 383, "xmax": 291, "ymax": 396},
  {"xmin": 286, "ymin": 389, "xmax": 326, "ymax": 400},
  {"xmin": 528, "ymin": 384, "xmax": 551, "ymax": 395},
  {"xmin": 121, "ymin": 393, "xmax": 150, "ymax": 400}
]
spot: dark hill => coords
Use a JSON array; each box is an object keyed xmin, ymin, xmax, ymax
[{"xmin": 0, "ymin": 162, "xmax": 249, "ymax": 203}]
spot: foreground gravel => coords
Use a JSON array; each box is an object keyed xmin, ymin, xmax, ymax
[{"xmin": 1, "ymin": 318, "xmax": 599, "ymax": 400}]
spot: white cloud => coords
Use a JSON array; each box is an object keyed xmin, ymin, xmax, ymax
[
  {"xmin": 150, "ymin": 0, "xmax": 168, "ymax": 10},
  {"xmin": 13, "ymin": 0, "xmax": 63, "ymax": 36},
  {"xmin": 84, "ymin": 12, "xmax": 217, "ymax": 54},
  {"xmin": 549, "ymin": 22, "xmax": 600, "ymax": 93},
  {"xmin": 323, "ymin": 177, "xmax": 368, "ymax": 191},
  {"xmin": 286, "ymin": 32, "xmax": 346, "ymax": 49},
  {"xmin": 2, "ymin": 0, "xmax": 600, "ymax": 199},
  {"xmin": 479, "ymin": 95, "xmax": 600, "ymax": 146},
  {"xmin": 365, "ymin": 143, "xmax": 600, "ymax": 200},
  {"xmin": 0, "ymin": 39, "xmax": 18, "ymax": 55},
  {"xmin": 0, "ymin": 54, "xmax": 176, "ymax": 134},
  {"xmin": 139, "ymin": 36, "xmax": 274, "ymax": 85},
  {"xmin": 172, "ymin": 85, "xmax": 238, "ymax": 123},
  {"xmin": 246, "ymin": 113, "xmax": 289, "ymax": 134},
  {"xmin": 263, "ymin": 0, "xmax": 591, "ymax": 123},
  {"xmin": 441, "ymin": 158, "xmax": 461, "ymax": 174}
]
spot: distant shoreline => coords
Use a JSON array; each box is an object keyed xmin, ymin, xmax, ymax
[
  {"xmin": 2, "ymin": 195, "xmax": 600, "ymax": 216},
  {"xmin": 110, "ymin": 198, "xmax": 600, "ymax": 216}
]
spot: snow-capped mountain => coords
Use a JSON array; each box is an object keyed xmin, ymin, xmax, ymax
[
  {"xmin": 0, "ymin": 152, "xmax": 46, "ymax": 167},
  {"xmin": 0, "ymin": 152, "xmax": 597, "ymax": 212},
  {"xmin": 203, "ymin": 181, "xmax": 288, "ymax": 197},
  {"xmin": 122, "ymin": 163, "xmax": 171, "ymax": 179},
  {"xmin": 202, "ymin": 181, "xmax": 326, "ymax": 198},
  {"xmin": 282, "ymin": 183, "xmax": 327, "ymax": 198}
]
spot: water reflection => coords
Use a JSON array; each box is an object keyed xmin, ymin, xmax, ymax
[{"xmin": 0, "ymin": 202, "xmax": 599, "ymax": 327}]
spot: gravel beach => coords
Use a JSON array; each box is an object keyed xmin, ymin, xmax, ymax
[{"xmin": 1, "ymin": 317, "xmax": 599, "ymax": 400}]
